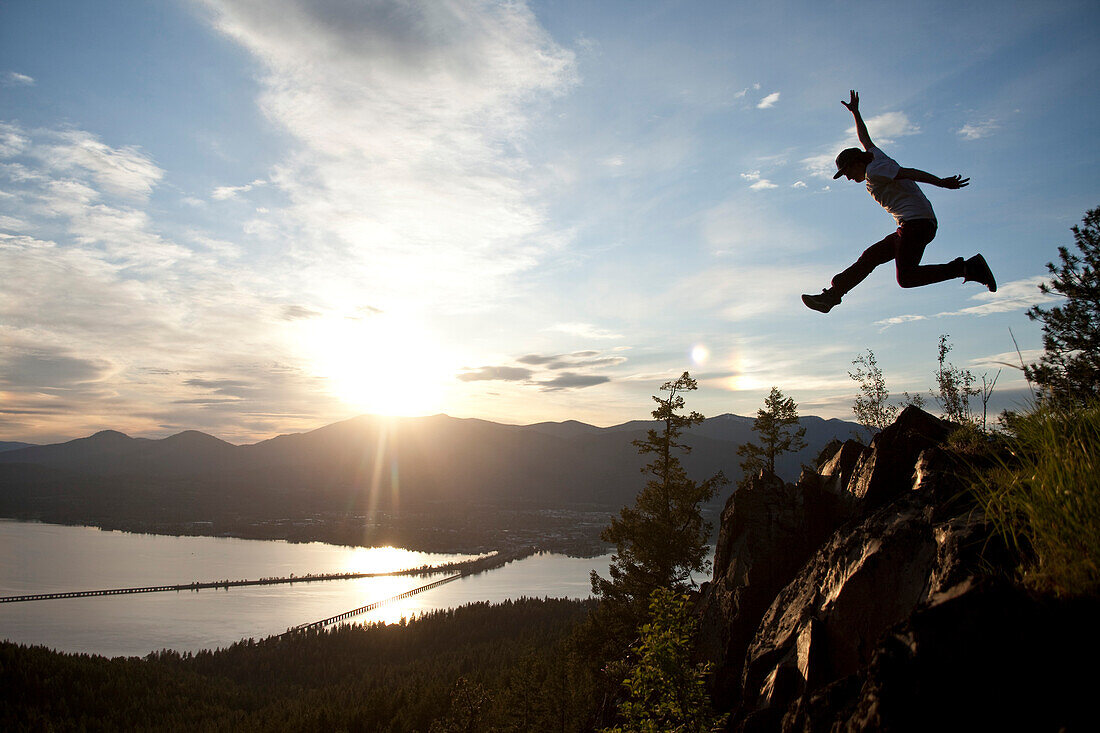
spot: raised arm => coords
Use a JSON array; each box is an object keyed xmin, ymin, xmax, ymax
[
  {"xmin": 896, "ymin": 167, "xmax": 970, "ymax": 189},
  {"xmin": 842, "ymin": 90, "xmax": 874, "ymax": 150}
]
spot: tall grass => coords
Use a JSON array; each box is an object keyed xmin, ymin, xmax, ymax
[{"xmin": 973, "ymin": 403, "xmax": 1100, "ymax": 596}]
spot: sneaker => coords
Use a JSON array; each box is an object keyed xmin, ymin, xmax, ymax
[
  {"xmin": 802, "ymin": 289, "xmax": 841, "ymax": 313},
  {"xmin": 963, "ymin": 254, "xmax": 997, "ymax": 292}
]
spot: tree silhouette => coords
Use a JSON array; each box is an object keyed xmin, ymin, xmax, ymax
[
  {"xmin": 591, "ymin": 373, "xmax": 727, "ymax": 629},
  {"xmin": 1026, "ymin": 206, "xmax": 1100, "ymax": 405},
  {"xmin": 737, "ymin": 386, "xmax": 807, "ymax": 485}
]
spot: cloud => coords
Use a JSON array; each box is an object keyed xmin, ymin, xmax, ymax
[
  {"xmin": 459, "ymin": 348, "xmax": 623, "ymax": 391},
  {"xmin": 1, "ymin": 71, "xmax": 35, "ymax": 87},
  {"xmin": 803, "ymin": 111, "xmax": 922, "ymax": 179},
  {"xmin": 791, "ymin": 181, "xmax": 807, "ymax": 189},
  {"xmin": 957, "ymin": 118, "xmax": 1000, "ymax": 140},
  {"xmin": 0, "ymin": 123, "xmax": 30, "ymax": 157},
  {"xmin": 197, "ymin": 0, "xmax": 577, "ymax": 311},
  {"xmin": 968, "ymin": 348, "xmax": 1044, "ymax": 372},
  {"xmin": 857, "ymin": 111, "xmax": 921, "ymax": 143},
  {"xmin": 756, "ymin": 91, "xmax": 780, "ymax": 109},
  {"xmin": 0, "ymin": 123, "xmax": 351, "ymax": 442},
  {"xmin": 0, "ymin": 348, "xmax": 113, "ymax": 390},
  {"xmin": 212, "ymin": 178, "xmax": 267, "ymax": 200},
  {"xmin": 517, "ymin": 351, "xmax": 626, "ymax": 370},
  {"xmin": 740, "ymin": 170, "xmax": 779, "ymax": 190},
  {"xmin": 457, "ymin": 366, "xmax": 535, "ymax": 383},
  {"xmin": 873, "ymin": 276, "xmax": 1058, "ymax": 327},
  {"xmin": 280, "ymin": 305, "xmax": 322, "ymax": 321},
  {"xmin": 733, "ymin": 83, "xmax": 760, "ymax": 99},
  {"xmin": 547, "ymin": 322, "xmax": 624, "ymax": 339},
  {"xmin": 34, "ymin": 129, "xmax": 163, "ymax": 200},
  {"xmin": 538, "ymin": 372, "xmax": 611, "ymax": 390}
]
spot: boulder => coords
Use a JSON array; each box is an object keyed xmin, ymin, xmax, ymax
[{"xmin": 844, "ymin": 406, "xmax": 951, "ymax": 509}]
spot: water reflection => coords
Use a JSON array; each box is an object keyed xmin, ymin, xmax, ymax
[{"xmin": 0, "ymin": 521, "xmax": 614, "ymax": 657}]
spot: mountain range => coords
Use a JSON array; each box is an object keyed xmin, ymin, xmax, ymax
[{"xmin": 0, "ymin": 413, "xmax": 863, "ymax": 530}]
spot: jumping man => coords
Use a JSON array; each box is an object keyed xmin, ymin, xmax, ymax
[{"xmin": 802, "ymin": 91, "xmax": 996, "ymax": 314}]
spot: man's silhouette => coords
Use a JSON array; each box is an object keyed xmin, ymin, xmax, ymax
[{"xmin": 802, "ymin": 91, "xmax": 996, "ymax": 314}]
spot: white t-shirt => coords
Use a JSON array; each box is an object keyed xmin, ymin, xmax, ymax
[{"xmin": 864, "ymin": 146, "xmax": 936, "ymax": 225}]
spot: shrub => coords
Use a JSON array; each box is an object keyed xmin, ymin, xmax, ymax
[{"xmin": 972, "ymin": 402, "xmax": 1100, "ymax": 596}]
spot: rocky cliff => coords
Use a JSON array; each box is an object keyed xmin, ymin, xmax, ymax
[{"xmin": 698, "ymin": 406, "xmax": 1097, "ymax": 731}]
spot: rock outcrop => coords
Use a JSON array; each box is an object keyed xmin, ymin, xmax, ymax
[{"xmin": 699, "ymin": 406, "xmax": 1098, "ymax": 731}]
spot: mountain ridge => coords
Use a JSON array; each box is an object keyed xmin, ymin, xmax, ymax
[{"xmin": 0, "ymin": 411, "xmax": 864, "ymax": 551}]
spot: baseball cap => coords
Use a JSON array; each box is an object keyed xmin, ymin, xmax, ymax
[{"xmin": 833, "ymin": 148, "xmax": 863, "ymax": 179}]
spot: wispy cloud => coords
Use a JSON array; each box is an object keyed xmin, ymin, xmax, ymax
[
  {"xmin": 756, "ymin": 91, "xmax": 780, "ymax": 109},
  {"xmin": 548, "ymin": 322, "xmax": 624, "ymax": 340},
  {"xmin": 34, "ymin": 129, "xmax": 163, "ymax": 200},
  {"xmin": 740, "ymin": 170, "xmax": 778, "ymax": 190},
  {"xmin": 957, "ymin": 118, "xmax": 1000, "ymax": 140},
  {"xmin": 198, "ymin": 0, "xmax": 577, "ymax": 311},
  {"xmin": 803, "ymin": 110, "xmax": 922, "ymax": 179},
  {"xmin": 1, "ymin": 71, "xmax": 35, "ymax": 87},
  {"xmin": 457, "ymin": 366, "xmax": 536, "ymax": 383},
  {"xmin": 0, "ymin": 120, "xmax": 349, "ymax": 442},
  {"xmin": 538, "ymin": 372, "xmax": 610, "ymax": 391},
  {"xmin": 212, "ymin": 178, "xmax": 266, "ymax": 200},
  {"xmin": 733, "ymin": 83, "xmax": 760, "ymax": 99},
  {"xmin": 0, "ymin": 123, "xmax": 29, "ymax": 156},
  {"xmin": 457, "ymin": 348, "xmax": 624, "ymax": 391},
  {"xmin": 873, "ymin": 276, "xmax": 1058, "ymax": 328}
]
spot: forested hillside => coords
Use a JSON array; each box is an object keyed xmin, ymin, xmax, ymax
[{"xmin": 1, "ymin": 598, "xmax": 597, "ymax": 732}]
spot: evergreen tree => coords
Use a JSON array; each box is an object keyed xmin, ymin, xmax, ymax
[
  {"xmin": 591, "ymin": 373, "xmax": 727, "ymax": 626},
  {"xmin": 1026, "ymin": 206, "xmax": 1100, "ymax": 405},
  {"xmin": 737, "ymin": 386, "xmax": 807, "ymax": 486}
]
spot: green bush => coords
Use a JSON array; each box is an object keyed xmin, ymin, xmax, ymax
[{"xmin": 973, "ymin": 403, "xmax": 1100, "ymax": 596}]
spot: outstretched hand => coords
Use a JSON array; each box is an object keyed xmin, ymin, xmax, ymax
[
  {"xmin": 941, "ymin": 175, "xmax": 970, "ymax": 189},
  {"xmin": 842, "ymin": 90, "xmax": 859, "ymax": 113}
]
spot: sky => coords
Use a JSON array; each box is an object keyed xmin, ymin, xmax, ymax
[{"xmin": 1, "ymin": 0, "xmax": 1098, "ymax": 445}]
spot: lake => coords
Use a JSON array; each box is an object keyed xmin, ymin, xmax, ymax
[{"xmin": 0, "ymin": 520, "xmax": 617, "ymax": 658}]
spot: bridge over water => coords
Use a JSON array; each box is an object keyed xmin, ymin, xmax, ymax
[{"xmin": 0, "ymin": 547, "xmax": 533, "ymax": 604}]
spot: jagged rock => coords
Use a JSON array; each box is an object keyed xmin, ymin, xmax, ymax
[
  {"xmin": 816, "ymin": 439, "xmax": 865, "ymax": 496},
  {"xmin": 732, "ymin": 477, "xmax": 1018, "ymax": 729},
  {"xmin": 698, "ymin": 468, "xmax": 850, "ymax": 709},
  {"xmin": 699, "ymin": 406, "xmax": 1084, "ymax": 731},
  {"xmin": 737, "ymin": 493, "xmax": 941, "ymax": 729},
  {"xmin": 796, "ymin": 578, "xmax": 1100, "ymax": 731},
  {"xmin": 844, "ymin": 406, "xmax": 951, "ymax": 509}
]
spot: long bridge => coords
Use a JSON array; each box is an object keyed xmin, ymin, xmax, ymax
[
  {"xmin": 0, "ymin": 547, "xmax": 534, "ymax": 604},
  {"xmin": 0, "ymin": 571, "xmax": 420, "ymax": 603},
  {"xmin": 281, "ymin": 573, "xmax": 465, "ymax": 635}
]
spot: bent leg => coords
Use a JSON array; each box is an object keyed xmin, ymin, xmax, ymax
[
  {"xmin": 830, "ymin": 232, "xmax": 898, "ymax": 295},
  {"xmin": 894, "ymin": 220, "xmax": 964, "ymax": 288}
]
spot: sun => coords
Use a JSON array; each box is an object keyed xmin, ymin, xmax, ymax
[{"xmin": 299, "ymin": 310, "xmax": 453, "ymax": 416}]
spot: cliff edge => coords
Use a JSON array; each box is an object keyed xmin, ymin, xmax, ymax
[{"xmin": 698, "ymin": 406, "xmax": 1097, "ymax": 731}]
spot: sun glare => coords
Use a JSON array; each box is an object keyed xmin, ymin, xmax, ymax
[{"xmin": 300, "ymin": 311, "xmax": 453, "ymax": 416}]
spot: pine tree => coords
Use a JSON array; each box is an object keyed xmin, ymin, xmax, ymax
[
  {"xmin": 1026, "ymin": 206, "xmax": 1100, "ymax": 405},
  {"xmin": 591, "ymin": 373, "xmax": 727, "ymax": 626},
  {"xmin": 737, "ymin": 386, "xmax": 807, "ymax": 486}
]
